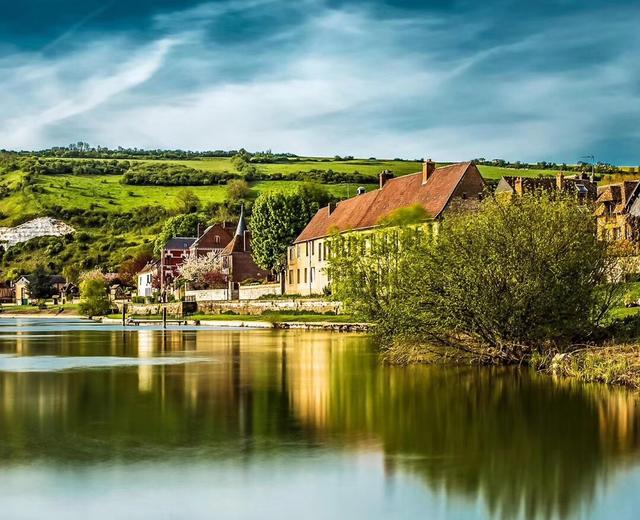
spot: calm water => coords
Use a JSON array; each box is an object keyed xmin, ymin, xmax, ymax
[{"xmin": 1, "ymin": 319, "xmax": 640, "ymax": 519}]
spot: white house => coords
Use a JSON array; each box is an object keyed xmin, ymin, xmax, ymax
[{"xmin": 137, "ymin": 261, "xmax": 158, "ymax": 298}]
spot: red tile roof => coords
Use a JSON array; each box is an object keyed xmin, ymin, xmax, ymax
[{"xmin": 294, "ymin": 162, "xmax": 481, "ymax": 243}]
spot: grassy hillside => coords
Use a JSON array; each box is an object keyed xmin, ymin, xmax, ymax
[{"xmin": 0, "ymin": 154, "xmax": 567, "ymax": 281}]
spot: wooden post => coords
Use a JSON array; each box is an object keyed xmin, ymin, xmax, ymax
[
  {"xmin": 122, "ymin": 302, "xmax": 126, "ymax": 326},
  {"xmin": 162, "ymin": 306, "xmax": 167, "ymax": 329}
]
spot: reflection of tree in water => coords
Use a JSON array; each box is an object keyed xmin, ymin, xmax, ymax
[
  {"xmin": 326, "ymin": 363, "xmax": 640, "ymax": 520},
  {"xmin": 1, "ymin": 329, "xmax": 640, "ymax": 520}
]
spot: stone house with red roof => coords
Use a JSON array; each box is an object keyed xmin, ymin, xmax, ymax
[
  {"xmin": 594, "ymin": 181, "xmax": 640, "ymax": 241},
  {"xmin": 286, "ymin": 160, "xmax": 485, "ymax": 296}
]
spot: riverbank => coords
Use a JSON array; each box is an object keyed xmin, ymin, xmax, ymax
[
  {"xmin": 546, "ymin": 345, "xmax": 640, "ymax": 389},
  {"xmin": 99, "ymin": 315, "xmax": 370, "ymax": 332}
]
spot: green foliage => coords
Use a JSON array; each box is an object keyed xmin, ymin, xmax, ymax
[
  {"xmin": 174, "ymin": 189, "xmax": 201, "ymax": 214},
  {"xmin": 329, "ymin": 194, "xmax": 618, "ymax": 362},
  {"xmin": 121, "ymin": 162, "xmax": 239, "ymax": 186},
  {"xmin": 226, "ymin": 179, "xmax": 251, "ymax": 202},
  {"xmin": 79, "ymin": 270, "xmax": 111, "ymax": 316},
  {"xmin": 251, "ymin": 184, "xmax": 335, "ymax": 272},
  {"xmin": 28, "ymin": 265, "xmax": 53, "ymax": 300}
]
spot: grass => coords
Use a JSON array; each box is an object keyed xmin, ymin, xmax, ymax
[
  {"xmin": 0, "ymin": 172, "xmax": 374, "ymax": 221},
  {"xmin": 0, "ymin": 304, "xmax": 80, "ymax": 315},
  {"xmin": 550, "ymin": 345, "xmax": 640, "ymax": 388}
]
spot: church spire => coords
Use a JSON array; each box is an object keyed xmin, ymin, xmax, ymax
[{"xmin": 235, "ymin": 204, "xmax": 247, "ymax": 237}]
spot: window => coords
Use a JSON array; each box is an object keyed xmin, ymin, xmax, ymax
[
  {"xmin": 310, "ymin": 267, "xmax": 315, "ymax": 283},
  {"xmin": 297, "ymin": 269, "xmax": 300, "ymax": 283},
  {"xmin": 296, "ymin": 245, "xmax": 300, "ymax": 258},
  {"xmin": 318, "ymin": 242, "xmax": 322, "ymax": 261},
  {"xmin": 289, "ymin": 247, "xmax": 294, "ymax": 261},
  {"xmin": 304, "ymin": 268, "xmax": 308, "ymax": 283},
  {"xmin": 311, "ymin": 241, "xmax": 315, "ymax": 256},
  {"xmin": 461, "ymin": 192, "xmax": 468, "ymax": 200},
  {"xmin": 305, "ymin": 242, "xmax": 309, "ymax": 257},
  {"xmin": 288, "ymin": 270, "xmax": 293, "ymax": 284}
]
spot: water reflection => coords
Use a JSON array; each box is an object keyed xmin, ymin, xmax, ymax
[{"xmin": 0, "ymin": 324, "xmax": 639, "ymax": 519}]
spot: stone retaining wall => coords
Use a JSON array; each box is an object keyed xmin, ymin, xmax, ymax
[{"xmin": 196, "ymin": 299, "xmax": 341, "ymax": 316}]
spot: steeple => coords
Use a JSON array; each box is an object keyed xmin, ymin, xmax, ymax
[{"xmin": 235, "ymin": 204, "xmax": 247, "ymax": 237}]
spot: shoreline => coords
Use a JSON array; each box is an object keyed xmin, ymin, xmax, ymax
[{"xmin": 0, "ymin": 313, "xmax": 370, "ymax": 332}]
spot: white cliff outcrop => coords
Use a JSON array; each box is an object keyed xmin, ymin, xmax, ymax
[{"xmin": 0, "ymin": 217, "xmax": 75, "ymax": 249}]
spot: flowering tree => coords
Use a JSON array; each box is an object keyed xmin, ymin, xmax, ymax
[{"xmin": 178, "ymin": 252, "xmax": 226, "ymax": 289}]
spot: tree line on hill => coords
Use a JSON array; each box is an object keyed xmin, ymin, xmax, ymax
[
  {"xmin": 0, "ymin": 154, "xmax": 378, "ymax": 187},
  {"xmin": 472, "ymin": 158, "xmax": 636, "ymax": 174}
]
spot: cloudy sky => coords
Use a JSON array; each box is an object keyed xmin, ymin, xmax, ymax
[{"xmin": 0, "ymin": 0, "xmax": 638, "ymax": 163}]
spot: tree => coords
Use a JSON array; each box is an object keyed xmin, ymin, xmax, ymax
[
  {"xmin": 153, "ymin": 214, "xmax": 201, "ymax": 257},
  {"xmin": 328, "ymin": 194, "xmax": 618, "ymax": 364},
  {"xmin": 175, "ymin": 189, "xmax": 201, "ymax": 214},
  {"xmin": 79, "ymin": 270, "xmax": 111, "ymax": 316},
  {"xmin": 250, "ymin": 184, "xmax": 335, "ymax": 273},
  {"xmin": 178, "ymin": 252, "xmax": 225, "ymax": 289},
  {"xmin": 62, "ymin": 264, "xmax": 81, "ymax": 285},
  {"xmin": 117, "ymin": 250, "xmax": 153, "ymax": 286},
  {"xmin": 226, "ymin": 179, "xmax": 251, "ymax": 202},
  {"xmin": 28, "ymin": 265, "xmax": 52, "ymax": 300}
]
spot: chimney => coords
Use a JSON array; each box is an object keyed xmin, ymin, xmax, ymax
[
  {"xmin": 243, "ymin": 230, "xmax": 250, "ymax": 252},
  {"xmin": 379, "ymin": 170, "xmax": 394, "ymax": 189},
  {"xmin": 556, "ymin": 172, "xmax": 565, "ymax": 191},
  {"xmin": 515, "ymin": 177, "xmax": 524, "ymax": 196},
  {"xmin": 422, "ymin": 159, "xmax": 435, "ymax": 185},
  {"xmin": 328, "ymin": 202, "xmax": 337, "ymax": 215}
]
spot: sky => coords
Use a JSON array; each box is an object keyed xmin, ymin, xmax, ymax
[{"xmin": 0, "ymin": 0, "xmax": 638, "ymax": 164}]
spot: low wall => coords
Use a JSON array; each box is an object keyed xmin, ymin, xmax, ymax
[
  {"xmin": 185, "ymin": 288, "xmax": 229, "ymax": 302},
  {"xmin": 116, "ymin": 301, "xmax": 197, "ymax": 316},
  {"xmin": 196, "ymin": 299, "xmax": 341, "ymax": 316},
  {"xmin": 239, "ymin": 284, "xmax": 282, "ymax": 300}
]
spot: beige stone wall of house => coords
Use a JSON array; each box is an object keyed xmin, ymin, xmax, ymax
[
  {"xmin": 597, "ymin": 214, "xmax": 629, "ymax": 241},
  {"xmin": 285, "ymin": 238, "xmax": 330, "ymax": 296}
]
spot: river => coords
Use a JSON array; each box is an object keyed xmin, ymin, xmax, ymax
[{"xmin": 0, "ymin": 318, "xmax": 639, "ymax": 519}]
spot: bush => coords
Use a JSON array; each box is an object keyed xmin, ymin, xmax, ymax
[
  {"xmin": 79, "ymin": 270, "xmax": 111, "ymax": 316},
  {"xmin": 328, "ymin": 194, "xmax": 619, "ymax": 363}
]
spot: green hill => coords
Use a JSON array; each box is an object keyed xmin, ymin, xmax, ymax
[{"xmin": 0, "ymin": 154, "xmax": 569, "ymax": 281}]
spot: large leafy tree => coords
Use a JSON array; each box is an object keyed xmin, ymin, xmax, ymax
[
  {"xmin": 251, "ymin": 184, "xmax": 334, "ymax": 273},
  {"xmin": 28, "ymin": 265, "xmax": 52, "ymax": 300}
]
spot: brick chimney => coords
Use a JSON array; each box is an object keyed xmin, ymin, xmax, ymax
[
  {"xmin": 556, "ymin": 172, "xmax": 565, "ymax": 191},
  {"xmin": 327, "ymin": 202, "xmax": 337, "ymax": 215},
  {"xmin": 379, "ymin": 170, "xmax": 394, "ymax": 189},
  {"xmin": 422, "ymin": 159, "xmax": 435, "ymax": 185}
]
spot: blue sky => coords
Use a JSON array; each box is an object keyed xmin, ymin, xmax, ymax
[{"xmin": 0, "ymin": 0, "xmax": 638, "ymax": 163}]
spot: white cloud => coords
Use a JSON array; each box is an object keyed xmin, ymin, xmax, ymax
[{"xmin": 0, "ymin": 0, "xmax": 638, "ymax": 163}]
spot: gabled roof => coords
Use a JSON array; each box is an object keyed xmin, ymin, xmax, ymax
[
  {"xmin": 164, "ymin": 237, "xmax": 196, "ymax": 250},
  {"xmin": 596, "ymin": 181, "xmax": 639, "ymax": 215},
  {"xmin": 294, "ymin": 162, "xmax": 482, "ymax": 243},
  {"xmin": 138, "ymin": 260, "xmax": 159, "ymax": 275}
]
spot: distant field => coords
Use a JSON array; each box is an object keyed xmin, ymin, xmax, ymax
[{"xmin": 0, "ymin": 171, "xmax": 376, "ymax": 221}]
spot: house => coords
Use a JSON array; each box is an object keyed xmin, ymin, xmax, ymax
[
  {"xmin": 14, "ymin": 274, "xmax": 67, "ymax": 304},
  {"xmin": 161, "ymin": 237, "xmax": 196, "ymax": 289},
  {"xmin": 286, "ymin": 160, "xmax": 486, "ymax": 295},
  {"xmin": 221, "ymin": 207, "xmax": 271, "ymax": 285},
  {"xmin": 189, "ymin": 222, "xmax": 235, "ymax": 258},
  {"xmin": 137, "ymin": 261, "xmax": 159, "ymax": 298},
  {"xmin": 594, "ymin": 181, "xmax": 640, "ymax": 241},
  {"xmin": 60, "ymin": 283, "xmax": 79, "ymax": 304},
  {"xmin": 495, "ymin": 173, "xmax": 597, "ymax": 201},
  {"xmin": 0, "ymin": 282, "xmax": 14, "ymax": 304}
]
